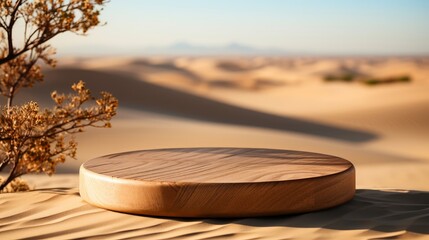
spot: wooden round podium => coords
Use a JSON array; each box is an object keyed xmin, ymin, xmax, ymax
[{"xmin": 79, "ymin": 148, "xmax": 355, "ymax": 217}]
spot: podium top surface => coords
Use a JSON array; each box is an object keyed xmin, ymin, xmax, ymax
[{"xmin": 83, "ymin": 148, "xmax": 352, "ymax": 184}]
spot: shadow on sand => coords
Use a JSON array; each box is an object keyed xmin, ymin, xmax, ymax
[
  {"xmin": 200, "ymin": 189, "xmax": 429, "ymax": 234},
  {"xmin": 17, "ymin": 67, "xmax": 377, "ymax": 143}
]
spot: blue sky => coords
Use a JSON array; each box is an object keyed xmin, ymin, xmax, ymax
[{"xmin": 53, "ymin": 0, "xmax": 429, "ymax": 56}]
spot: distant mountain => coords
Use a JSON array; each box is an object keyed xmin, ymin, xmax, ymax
[
  {"xmin": 57, "ymin": 42, "xmax": 429, "ymax": 57},
  {"xmin": 57, "ymin": 42, "xmax": 304, "ymax": 57},
  {"xmin": 139, "ymin": 42, "xmax": 297, "ymax": 56}
]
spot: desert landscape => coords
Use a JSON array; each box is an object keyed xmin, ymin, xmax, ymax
[{"xmin": 1, "ymin": 56, "xmax": 429, "ymax": 239}]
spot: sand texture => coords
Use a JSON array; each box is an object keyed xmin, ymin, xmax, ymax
[
  {"xmin": 1, "ymin": 188, "xmax": 428, "ymax": 239},
  {"xmin": 1, "ymin": 56, "xmax": 429, "ymax": 239}
]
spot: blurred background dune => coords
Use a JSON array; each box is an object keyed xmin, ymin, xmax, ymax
[{"xmin": 14, "ymin": 56, "xmax": 429, "ymax": 191}]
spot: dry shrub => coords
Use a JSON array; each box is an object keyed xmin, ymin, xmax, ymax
[{"xmin": 0, "ymin": 0, "xmax": 117, "ymax": 192}]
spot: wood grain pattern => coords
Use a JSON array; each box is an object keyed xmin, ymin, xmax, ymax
[{"xmin": 79, "ymin": 148, "xmax": 355, "ymax": 217}]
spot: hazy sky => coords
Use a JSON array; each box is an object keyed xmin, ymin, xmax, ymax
[{"xmin": 52, "ymin": 0, "xmax": 429, "ymax": 56}]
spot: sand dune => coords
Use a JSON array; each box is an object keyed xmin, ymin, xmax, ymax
[
  {"xmin": 10, "ymin": 56, "xmax": 429, "ymax": 184},
  {"xmin": 1, "ymin": 57, "xmax": 429, "ymax": 239},
  {"xmin": 0, "ymin": 188, "xmax": 428, "ymax": 239},
  {"xmin": 17, "ymin": 67, "xmax": 376, "ymax": 142}
]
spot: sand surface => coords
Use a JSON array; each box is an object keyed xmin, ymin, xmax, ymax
[
  {"xmin": 1, "ymin": 56, "xmax": 429, "ymax": 239},
  {"xmin": 1, "ymin": 188, "xmax": 428, "ymax": 239}
]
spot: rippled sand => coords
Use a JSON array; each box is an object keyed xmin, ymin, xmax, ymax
[{"xmin": 1, "ymin": 188, "xmax": 428, "ymax": 239}]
